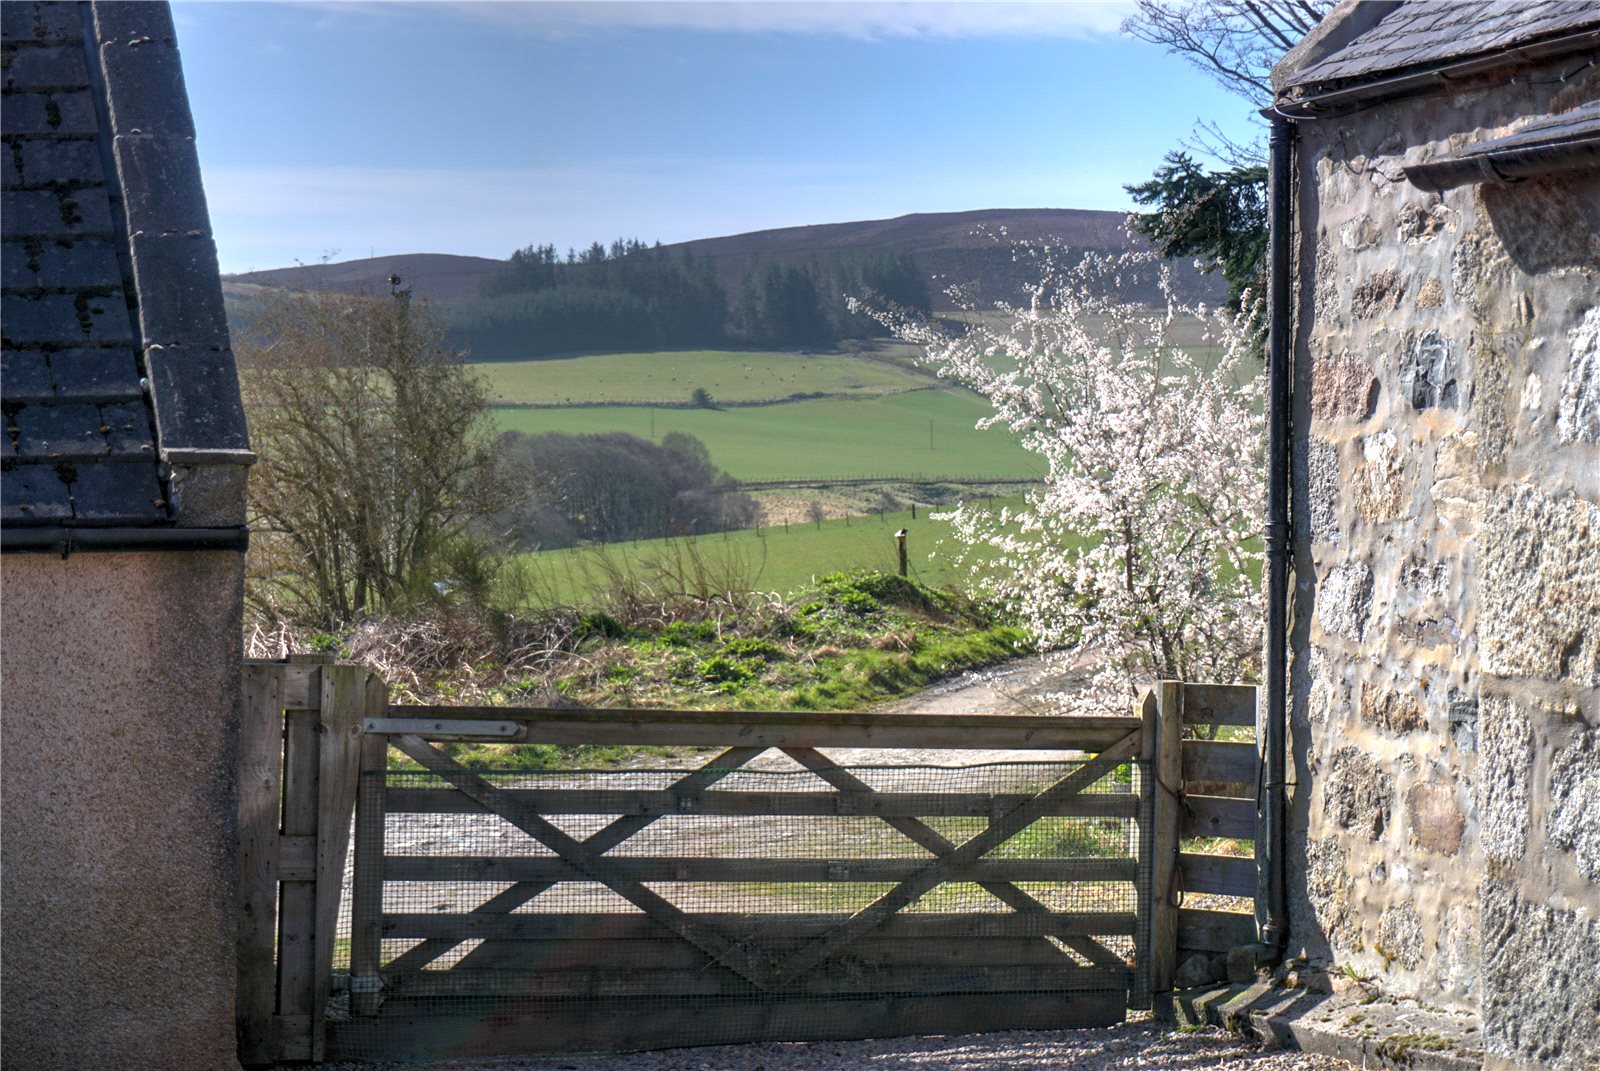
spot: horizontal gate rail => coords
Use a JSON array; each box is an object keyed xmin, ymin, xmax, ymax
[
  {"xmin": 366, "ymin": 706, "xmax": 1142, "ymax": 750},
  {"xmin": 379, "ymin": 911, "xmax": 1142, "ymax": 941},
  {"xmin": 384, "ymin": 786, "xmax": 1142, "ymax": 818}
]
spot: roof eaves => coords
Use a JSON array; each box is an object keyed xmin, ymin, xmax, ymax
[{"xmin": 1271, "ymin": 24, "xmax": 1600, "ymax": 116}]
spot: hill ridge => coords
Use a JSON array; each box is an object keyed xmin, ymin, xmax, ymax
[{"xmin": 223, "ymin": 207, "xmax": 1221, "ymax": 309}]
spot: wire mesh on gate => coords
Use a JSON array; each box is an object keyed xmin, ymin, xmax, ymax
[{"xmin": 333, "ymin": 753, "xmax": 1151, "ymax": 1060}]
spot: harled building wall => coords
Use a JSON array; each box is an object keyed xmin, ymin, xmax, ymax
[
  {"xmin": 1, "ymin": 552, "xmax": 245, "ymax": 1071},
  {"xmin": 1287, "ymin": 60, "xmax": 1600, "ymax": 1071}
]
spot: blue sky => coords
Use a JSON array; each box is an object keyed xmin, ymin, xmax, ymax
[{"xmin": 173, "ymin": 1, "xmax": 1260, "ymax": 274}]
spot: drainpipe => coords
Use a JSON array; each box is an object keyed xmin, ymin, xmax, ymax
[{"xmin": 1258, "ymin": 113, "xmax": 1295, "ymax": 957}]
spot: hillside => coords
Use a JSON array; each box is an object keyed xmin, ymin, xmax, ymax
[
  {"xmin": 226, "ymin": 252, "xmax": 502, "ymax": 304},
  {"xmin": 221, "ymin": 208, "xmax": 1225, "ymax": 312}
]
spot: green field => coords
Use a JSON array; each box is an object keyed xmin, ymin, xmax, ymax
[
  {"xmin": 491, "ymin": 388, "xmax": 1043, "ymax": 483},
  {"xmin": 473, "ymin": 349, "xmax": 934, "ymax": 406},
  {"xmin": 516, "ymin": 498, "xmax": 1031, "ymax": 604}
]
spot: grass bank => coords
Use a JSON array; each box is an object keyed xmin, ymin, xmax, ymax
[
  {"xmin": 473, "ymin": 348, "xmax": 934, "ymax": 406},
  {"xmin": 363, "ymin": 570, "xmax": 1032, "ymax": 772},
  {"xmin": 516, "ymin": 498, "xmax": 1035, "ymax": 603},
  {"xmin": 490, "ymin": 388, "xmax": 1043, "ymax": 483}
]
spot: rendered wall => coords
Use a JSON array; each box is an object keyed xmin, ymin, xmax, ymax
[
  {"xmin": 1, "ymin": 552, "xmax": 245, "ymax": 1071},
  {"xmin": 1286, "ymin": 60, "xmax": 1600, "ymax": 1071}
]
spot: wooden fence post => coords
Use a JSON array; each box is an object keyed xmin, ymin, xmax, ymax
[
  {"xmin": 1148, "ymin": 681, "xmax": 1183, "ymax": 1004},
  {"xmin": 237, "ymin": 664, "xmax": 284, "ymax": 1065},
  {"xmin": 274, "ymin": 653, "xmax": 330, "ymax": 1061}
]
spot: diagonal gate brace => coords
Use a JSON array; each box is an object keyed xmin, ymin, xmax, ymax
[
  {"xmin": 383, "ymin": 745, "xmax": 767, "ymax": 974},
  {"xmin": 391, "ymin": 735, "xmax": 778, "ymax": 990},
  {"xmin": 765, "ymin": 728, "xmax": 1144, "ymax": 989}
]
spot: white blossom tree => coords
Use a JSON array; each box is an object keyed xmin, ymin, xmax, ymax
[{"xmin": 861, "ymin": 247, "xmax": 1265, "ymax": 712}]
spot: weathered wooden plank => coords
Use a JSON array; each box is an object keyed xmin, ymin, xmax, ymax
[
  {"xmin": 452, "ymin": 934, "xmax": 1097, "ymax": 973},
  {"xmin": 378, "ymin": 963, "xmax": 1126, "ymax": 1000},
  {"xmin": 328, "ymin": 989, "xmax": 1127, "ymax": 1059},
  {"xmin": 236, "ymin": 664, "xmax": 284, "ymax": 1066},
  {"xmin": 275, "ymin": 702, "xmax": 321, "ymax": 1062},
  {"xmin": 1147, "ymin": 682, "xmax": 1183, "ymax": 997},
  {"xmin": 383, "ymin": 787, "xmax": 1141, "ymax": 820},
  {"xmin": 349, "ymin": 684, "xmax": 390, "ymax": 1017},
  {"xmin": 388, "ymin": 705, "xmax": 1143, "ymax": 751},
  {"xmin": 1177, "ymin": 852, "xmax": 1256, "ymax": 898},
  {"xmin": 1181, "ymin": 684, "xmax": 1257, "ymax": 728},
  {"xmin": 310, "ymin": 666, "xmax": 370, "ymax": 1052},
  {"xmin": 1180, "ymin": 795, "xmax": 1256, "ymax": 841},
  {"xmin": 383, "ymin": 911, "xmax": 1140, "ymax": 942},
  {"xmin": 381, "ymin": 855, "xmax": 1141, "ymax": 885},
  {"xmin": 1177, "ymin": 907, "xmax": 1257, "ymax": 953},
  {"xmin": 1182, "ymin": 740, "xmax": 1258, "ymax": 786},
  {"xmin": 276, "ymin": 834, "xmax": 315, "ymax": 882}
]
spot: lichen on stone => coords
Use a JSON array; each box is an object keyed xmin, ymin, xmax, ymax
[
  {"xmin": 1326, "ymin": 745, "xmax": 1393, "ymax": 839},
  {"xmin": 1556, "ymin": 305, "xmax": 1599, "ymax": 444},
  {"xmin": 1548, "ymin": 728, "xmax": 1600, "ymax": 883},
  {"xmin": 1477, "ymin": 695, "xmax": 1531, "ymax": 862},
  {"xmin": 1479, "ymin": 484, "xmax": 1600, "ymax": 687},
  {"xmin": 1317, "ymin": 561, "xmax": 1375, "ymax": 643}
]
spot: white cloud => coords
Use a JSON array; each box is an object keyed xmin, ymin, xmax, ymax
[{"xmin": 288, "ymin": 1, "xmax": 1132, "ymax": 41}]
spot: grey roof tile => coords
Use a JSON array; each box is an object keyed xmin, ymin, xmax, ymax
[
  {"xmin": 2, "ymin": 292, "xmax": 134, "ymax": 346},
  {"xmin": 1, "ymin": 2, "xmax": 85, "ymax": 45},
  {"xmin": 45, "ymin": 347, "xmax": 143, "ymax": 402},
  {"xmin": 0, "ymin": 237, "xmax": 123, "ymax": 292},
  {"xmin": 100, "ymin": 400, "xmax": 155, "ymax": 454},
  {"xmin": 0, "ymin": 187, "xmax": 117, "ymax": 237},
  {"xmin": 1, "ymin": 42, "xmax": 92, "ymax": 91},
  {"xmin": 67, "ymin": 458, "xmax": 165, "ymax": 522},
  {"xmin": 0, "ymin": 90, "xmax": 99, "ymax": 134},
  {"xmin": 0, "ymin": 348, "xmax": 54, "ymax": 399},
  {"xmin": 1, "ymin": 460, "xmax": 74, "ymax": 521},
  {"xmin": 3, "ymin": 135, "xmax": 106, "ymax": 188},
  {"xmin": 13, "ymin": 400, "xmax": 109, "ymax": 458},
  {"xmin": 1287, "ymin": 1, "xmax": 1600, "ymax": 88}
]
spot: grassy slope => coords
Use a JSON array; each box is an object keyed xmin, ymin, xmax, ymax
[
  {"xmin": 473, "ymin": 349, "xmax": 934, "ymax": 406},
  {"xmin": 517, "ymin": 497, "xmax": 1036, "ymax": 604},
  {"xmin": 491, "ymin": 388, "xmax": 1043, "ymax": 482},
  {"xmin": 416, "ymin": 571, "xmax": 1034, "ymax": 771}
]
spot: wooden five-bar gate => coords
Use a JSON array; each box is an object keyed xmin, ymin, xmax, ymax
[{"xmin": 237, "ymin": 664, "xmax": 1259, "ymax": 1065}]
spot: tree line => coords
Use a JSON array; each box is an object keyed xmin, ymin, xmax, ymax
[
  {"xmin": 445, "ymin": 237, "xmax": 932, "ymax": 359},
  {"xmin": 489, "ymin": 429, "xmax": 759, "ymax": 550}
]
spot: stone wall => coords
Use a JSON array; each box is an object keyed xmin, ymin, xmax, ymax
[
  {"xmin": 1, "ymin": 553, "xmax": 245, "ymax": 1071},
  {"xmin": 1286, "ymin": 58, "xmax": 1600, "ymax": 1071}
]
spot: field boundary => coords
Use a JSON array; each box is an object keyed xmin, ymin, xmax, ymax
[
  {"xmin": 488, "ymin": 384, "xmax": 942, "ymax": 411},
  {"xmin": 736, "ymin": 474, "xmax": 1040, "ymax": 490}
]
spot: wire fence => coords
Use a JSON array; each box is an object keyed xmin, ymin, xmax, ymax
[{"xmin": 330, "ymin": 755, "xmax": 1149, "ymax": 1060}]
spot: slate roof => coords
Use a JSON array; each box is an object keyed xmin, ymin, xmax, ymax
[
  {"xmin": 1284, "ymin": 1, "xmax": 1600, "ymax": 92},
  {"xmin": 2, "ymin": 1, "xmax": 250, "ymax": 529},
  {"xmin": 1461, "ymin": 98, "xmax": 1600, "ymax": 153}
]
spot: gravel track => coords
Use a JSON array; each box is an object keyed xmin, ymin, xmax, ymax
[{"xmin": 315, "ymin": 1022, "xmax": 1353, "ymax": 1071}]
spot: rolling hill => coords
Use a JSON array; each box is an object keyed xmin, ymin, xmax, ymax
[{"xmin": 221, "ymin": 208, "xmax": 1224, "ymax": 311}]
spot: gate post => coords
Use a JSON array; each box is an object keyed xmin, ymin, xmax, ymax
[
  {"xmin": 1143, "ymin": 681, "xmax": 1183, "ymax": 1003},
  {"xmin": 349, "ymin": 707, "xmax": 389, "ymax": 1016}
]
